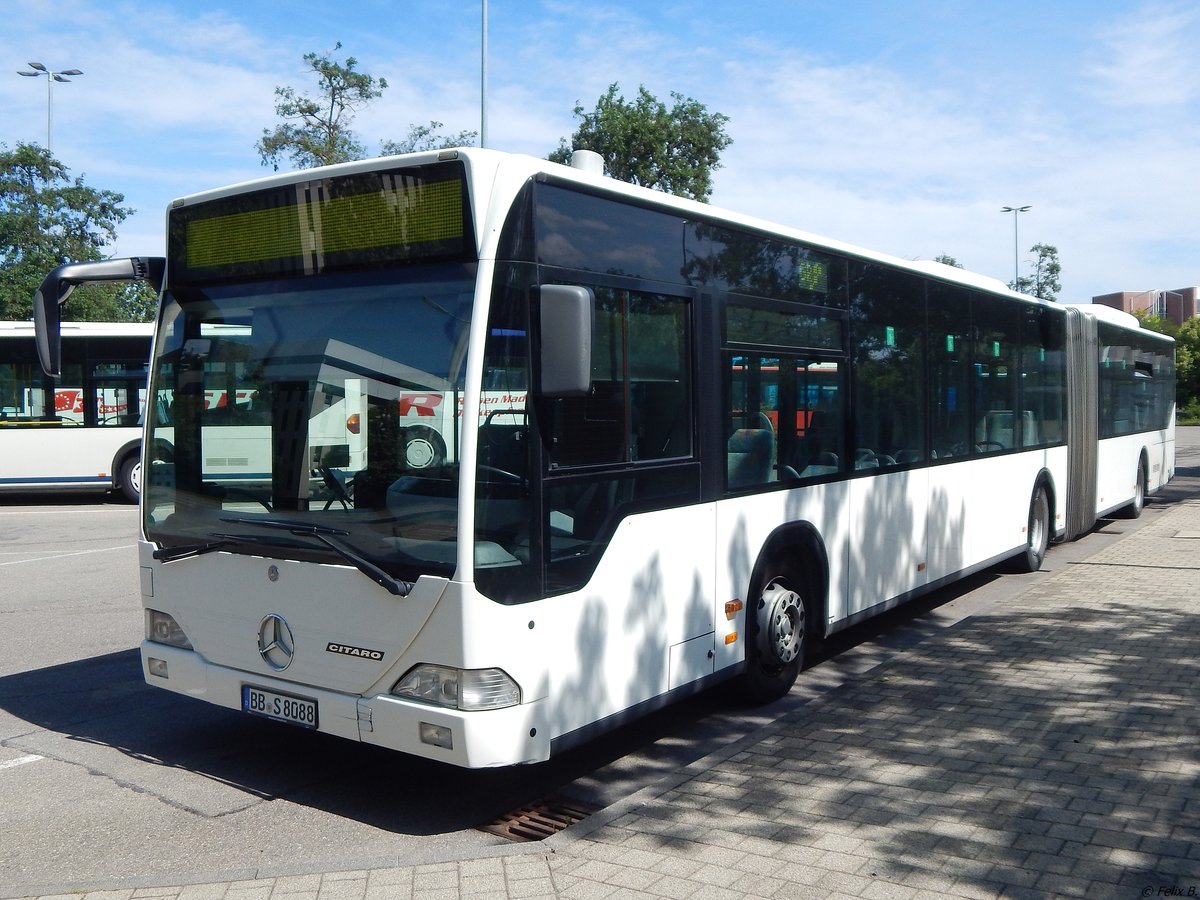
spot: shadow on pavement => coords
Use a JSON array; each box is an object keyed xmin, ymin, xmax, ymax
[{"xmin": 0, "ymin": 645, "xmax": 742, "ymax": 836}]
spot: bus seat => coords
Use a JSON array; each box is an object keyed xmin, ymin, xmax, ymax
[
  {"xmin": 856, "ymin": 451, "xmax": 896, "ymax": 469},
  {"xmin": 727, "ymin": 428, "xmax": 773, "ymax": 488},
  {"xmin": 1020, "ymin": 410, "xmax": 1039, "ymax": 446},
  {"xmin": 979, "ymin": 410, "xmax": 1014, "ymax": 449},
  {"xmin": 798, "ymin": 451, "xmax": 838, "ymax": 478}
]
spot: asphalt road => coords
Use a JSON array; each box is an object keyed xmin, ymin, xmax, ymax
[{"xmin": 2, "ymin": 427, "xmax": 1197, "ymax": 894}]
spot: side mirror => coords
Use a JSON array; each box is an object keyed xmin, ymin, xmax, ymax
[
  {"xmin": 537, "ymin": 284, "xmax": 594, "ymax": 397},
  {"xmin": 33, "ymin": 257, "xmax": 165, "ymax": 376}
]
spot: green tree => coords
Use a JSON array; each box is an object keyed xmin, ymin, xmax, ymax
[
  {"xmin": 549, "ymin": 83, "xmax": 732, "ymax": 202},
  {"xmin": 1, "ymin": 142, "xmax": 154, "ymax": 322},
  {"xmin": 1172, "ymin": 317, "xmax": 1200, "ymax": 420},
  {"xmin": 1132, "ymin": 309, "xmax": 1177, "ymax": 338},
  {"xmin": 1013, "ymin": 243, "xmax": 1062, "ymax": 302},
  {"xmin": 257, "ymin": 42, "xmax": 388, "ymax": 170},
  {"xmin": 1135, "ymin": 309, "xmax": 1198, "ymax": 422},
  {"xmin": 381, "ymin": 121, "xmax": 478, "ymax": 156},
  {"xmin": 934, "ymin": 254, "xmax": 964, "ymax": 268}
]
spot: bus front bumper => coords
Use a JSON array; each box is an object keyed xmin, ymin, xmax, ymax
[{"xmin": 140, "ymin": 642, "xmax": 552, "ymax": 768}]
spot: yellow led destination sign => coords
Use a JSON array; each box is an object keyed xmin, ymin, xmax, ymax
[
  {"xmin": 170, "ymin": 164, "xmax": 472, "ymax": 285},
  {"xmin": 796, "ymin": 257, "xmax": 829, "ymax": 294},
  {"xmin": 186, "ymin": 178, "xmax": 463, "ymax": 269}
]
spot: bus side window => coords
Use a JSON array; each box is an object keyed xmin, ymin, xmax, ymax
[
  {"xmin": 971, "ymin": 294, "xmax": 1019, "ymax": 453},
  {"xmin": 792, "ymin": 360, "xmax": 844, "ymax": 477},
  {"xmin": 928, "ymin": 283, "xmax": 972, "ymax": 459},
  {"xmin": 725, "ymin": 355, "xmax": 778, "ymax": 489},
  {"xmin": 547, "ymin": 286, "xmax": 691, "ymax": 469},
  {"xmin": 849, "ymin": 262, "xmax": 926, "ymax": 467},
  {"xmin": 724, "ymin": 352, "xmax": 845, "ymax": 486}
]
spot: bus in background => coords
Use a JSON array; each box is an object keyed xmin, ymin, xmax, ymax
[
  {"xmin": 32, "ymin": 149, "xmax": 1174, "ymax": 767},
  {"xmin": 1, "ymin": 320, "xmax": 152, "ymax": 502}
]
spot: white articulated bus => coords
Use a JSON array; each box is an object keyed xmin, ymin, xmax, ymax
[
  {"xmin": 33, "ymin": 149, "xmax": 1174, "ymax": 767},
  {"xmin": 1, "ymin": 320, "xmax": 152, "ymax": 501}
]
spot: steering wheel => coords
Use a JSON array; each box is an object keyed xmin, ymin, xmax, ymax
[
  {"xmin": 478, "ymin": 465, "xmax": 522, "ymax": 483},
  {"xmin": 220, "ymin": 485, "xmax": 272, "ymax": 511}
]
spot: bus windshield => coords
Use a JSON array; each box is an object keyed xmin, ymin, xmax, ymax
[{"xmin": 143, "ymin": 264, "xmax": 475, "ymax": 584}]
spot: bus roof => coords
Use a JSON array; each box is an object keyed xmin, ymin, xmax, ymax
[
  {"xmin": 163, "ymin": 147, "xmax": 1146, "ymax": 330},
  {"xmin": 1072, "ymin": 301, "xmax": 1174, "ymax": 342},
  {"xmin": 0, "ymin": 320, "xmax": 154, "ymax": 338}
]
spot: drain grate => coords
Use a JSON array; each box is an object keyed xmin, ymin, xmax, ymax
[{"xmin": 478, "ymin": 795, "xmax": 602, "ymax": 842}]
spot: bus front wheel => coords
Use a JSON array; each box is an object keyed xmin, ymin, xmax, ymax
[
  {"xmin": 117, "ymin": 455, "xmax": 141, "ymax": 505},
  {"xmin": 741, "ymin": 572, "xmax": 807, "ymax": 704}
]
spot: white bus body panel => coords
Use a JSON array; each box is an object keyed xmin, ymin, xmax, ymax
[
  {"xmin": 1, "ymin": 425, "xmax": 139, "ymax": 492},
  {"xmin": 716, "ymin": 448, "xmax": 1069, "ymax": 637},
  {"xmin": 139, "ymin": 503, "xmax": 720, "ymax": 766},
  {"xmin": 1095, "ymin": 429, "xmax": 1174, "ymax": 517},
  {"xmin": 526, "ymin": 503, "xmax": 718, "ymax": 738},
  {"xmin": 1, "ymin": 320, "xmax": 151, "ymax": 493}
]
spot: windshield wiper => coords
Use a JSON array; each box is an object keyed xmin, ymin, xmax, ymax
[
  {"xmin": 153, "ymin": 539, "xmax": 235, "ymax": 563},
  {"xmin": 220, "ymin": 515, "xmax": 351, "ymax": 537},
  {"xmin": 219, "ymin": 516, "xmax": 413, "ymax": 597}
]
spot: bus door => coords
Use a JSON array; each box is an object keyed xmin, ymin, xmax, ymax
[{"xmin": 536, "ymin": 282, "xmax": 712, "ymax": 702}]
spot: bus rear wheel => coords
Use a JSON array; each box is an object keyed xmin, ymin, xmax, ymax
[
  {"xmin": 1119, "ymin": 463, "xmax": 1146, "ymax": 519},
  {"xmin": 1012, "ymin": 484, "xmax": 1050, "ymax": 573},
  {"xmin": 741, "ymin": 572, "xmax": 807, "ymax": 704}
]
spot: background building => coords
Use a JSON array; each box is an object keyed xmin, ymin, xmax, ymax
[{"xmin": 1092, "ymin": 287, "xmax": 1199, "ymax": 326}]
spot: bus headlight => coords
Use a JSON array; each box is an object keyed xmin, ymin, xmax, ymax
[
  {"xmin": 391, "ymin": 665, "xmax": 520, "ymax": 711},
  {"xmin": 145, "ymin": 609, "xmax": 193, "ymax": 649}
]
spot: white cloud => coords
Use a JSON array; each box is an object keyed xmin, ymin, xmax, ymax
[
  {"xmin": 5, "ymin": 0, "xmax": 1196, "ymax": 299},
  {"xmin": 1085, "ymin": 1, "xmax": 1200, "ymax": 110}
]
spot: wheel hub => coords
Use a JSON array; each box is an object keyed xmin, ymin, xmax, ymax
[
  {"xmin": 406, "ymin": 438, "xmax": 437, "ymax": 468},
  {"xmin": 757, "ymin": 580, "xmax": 804, "ymax": 664}
]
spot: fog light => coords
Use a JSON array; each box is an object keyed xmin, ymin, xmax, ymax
[
  {"xmin": 147, "ymin": 657, "xmax": 169, "ymax": 678},
  {"xmin": 419, "ymin": 722, "xmax": 453, "ymax": 749}
]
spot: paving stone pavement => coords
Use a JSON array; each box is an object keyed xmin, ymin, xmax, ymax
[{"xmin": 11, "ymin": 492, "xmax": 1200, "ymax": 900}]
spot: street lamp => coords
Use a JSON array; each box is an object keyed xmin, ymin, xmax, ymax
[
  {"xmin": 481, "ymin": 0, "xmax": 488, "ymax": 148},
  {"xmin": 1000, "ymin": 205, "xmax": 1031, "ymax": 287},
  {"xmin": 17, "ymin": 61, "xmax": 83, "ymax": 153}
]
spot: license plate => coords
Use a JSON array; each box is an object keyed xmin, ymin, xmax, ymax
[{"xmin": 242, "ymin": 685, "xmax": 319, "ymax": 729}]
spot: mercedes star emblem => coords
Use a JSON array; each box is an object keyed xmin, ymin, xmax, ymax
[{"xmin": 257, "ymin": 614, "xmax": 295, "ymax": 671}]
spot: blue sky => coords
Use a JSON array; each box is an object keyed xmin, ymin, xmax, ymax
[{"xmin": 4, "ymin": 0, "xmax": 1198, "ymax": 303}]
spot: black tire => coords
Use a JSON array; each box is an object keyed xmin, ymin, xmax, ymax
[
  {"xmin": 1012, "ymin": 483, "xmax": 1050, "ymax": 573},
  {"xmin": 739, "ymin": 569, "xmax": 807, "ymax": 704},
  {"xmin": 1119, "ymin": 463, "xmax": 1146, "ymax": 519},
  {"xmin": 116, "ymin": 454, "xmax": 141, "ymax": 505}
]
